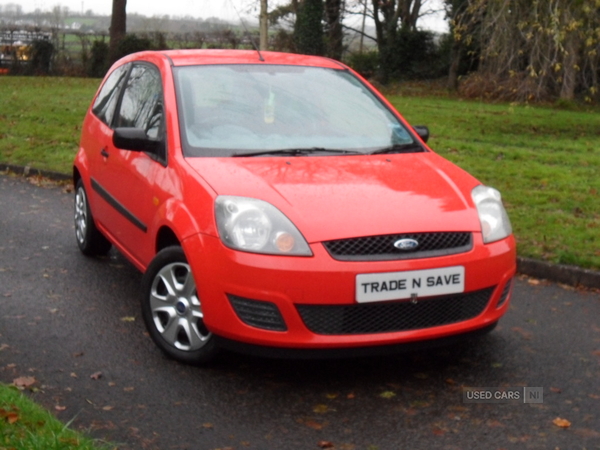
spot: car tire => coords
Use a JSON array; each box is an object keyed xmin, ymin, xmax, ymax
[
  {"xmin": 141, "ymin": 246, "xmax": 218, "ymax": 365},
  {"xmin": 74, "ymin": 179, "xmax": 112, "ymax": 256}
]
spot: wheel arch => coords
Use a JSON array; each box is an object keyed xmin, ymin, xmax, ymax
[
  {"xmin": 73, "ymin": 166, "xmax": 82, "ymax": 186},
  {"xmin": 155, "ymin": 226, "xmax": 181, "ymax": 253}
]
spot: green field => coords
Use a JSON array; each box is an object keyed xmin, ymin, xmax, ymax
[{"xmin": 0, "ymin": 76, "xmax": 599, "ymax": 270}]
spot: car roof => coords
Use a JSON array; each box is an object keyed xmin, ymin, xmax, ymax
[{"xmin": 138, "ymin": 49, "xmax": 347, "ymax": 70}]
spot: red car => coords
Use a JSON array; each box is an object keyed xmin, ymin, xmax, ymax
[{"xmin": 73, "ymin": 49, "xmax": 516, "ymax": 364}]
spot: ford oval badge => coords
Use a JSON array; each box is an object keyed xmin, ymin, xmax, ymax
[{"xmin": 394, "ymin": 238, "xmax": 419, "ymax": 251}]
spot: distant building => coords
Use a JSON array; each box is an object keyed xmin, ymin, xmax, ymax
[{"xmin": 0, "ymin": 29, "xmax": 52, "ymax": 68}]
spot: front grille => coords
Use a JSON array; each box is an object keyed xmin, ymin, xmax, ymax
[
  {"xmin": 228, "ymin": 295, "xmax": 287, "ymax": 331},
  {"xmin": 323, "ymin": 232, "xmax": 472, "ymax": 261},
  {"xmin": 296, "ymin": 287, "xmax": 494, "ymax": 335}
]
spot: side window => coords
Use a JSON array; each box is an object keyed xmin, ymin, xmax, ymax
[
  {"xmin": 92, "ymin": 64, "xmax": 129, "ymax": 126},
  {"xmin": 114, "ymin": 63, "xmax": 166, "ymax": 162},
  {"xmin": 115, "ymin": 64, "xmax": 164, "ymax": 140}
]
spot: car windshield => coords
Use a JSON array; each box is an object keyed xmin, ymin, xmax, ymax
[{"xmin": 174, "ymin": 64, "xmax": 419, "ymax": 157}]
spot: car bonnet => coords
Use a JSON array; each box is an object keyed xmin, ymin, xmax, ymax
[{"xmin": 184, "ymin": 153, "xmax": 482, "ymax": 243}]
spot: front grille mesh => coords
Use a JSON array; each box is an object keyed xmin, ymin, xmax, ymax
[
  {"xmin": 228, "ymin": 295, "xmax": 287, "ymax": 331},
  {"xmin": 323, "ymin": 232, "xmax": 472, "ymax": 261},
  {"xmin": 296, "ymin": 287, "xmax": 494, "ymax": 335}
]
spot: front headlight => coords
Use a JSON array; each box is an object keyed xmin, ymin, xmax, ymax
[
  {"xmin": 471, "ymin": 185, "xmax": 512, "ymax": 244},
  {"xmin": 215, "ymin": 196, "xmax": 312, "ymax": 256}
]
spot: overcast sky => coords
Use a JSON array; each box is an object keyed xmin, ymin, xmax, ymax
[{"xmin": 0, "ymin": 0, "xmax": 448, "ymax": 32}]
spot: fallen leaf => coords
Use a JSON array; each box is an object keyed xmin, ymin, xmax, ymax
[
  {"xmin": 102, "ymin": 406, "xmax": 114, "ymax": 411},
  {"xmin": 432, "ymin": 427, "xmax": 446, "ymax": 436},
  {"xmin": 379, "ymin": 391, "xmax": 396, "ymax": 399},
  {"xmin": 487, "ymin": 419, "xmax": 504, "ymax": 428},
  {"xmin": 70, "ymin": 372, "xmax": 78, "ymax": 378},
  {"xmin": 318, "ymin": 441, "xmax": 334, "ymax": 449},
  {"xmin": 511, "ymin": 327, "xmax": 532, "ymax": 340},
  {"xmin": 13, "ymin": 376, "xmax": 36, "ymax": 389},
  {"xmin": 552, "ymin": 417, "xmax": 571, "ymax": 428},
  {"xmin": 338, "ymin": 445, "xmax": 356, "ymax": 450},
  {"xmin": 55, "ymin": 405, "xmax": 67, "ymax": 411},
  {"xmin": 305, "ymin": 420, "xmax": 324, "ymax": 430},
  {"xmin": 346, "ymin": 392, "xmax": 355, "ymax": 399},
  {"xmin": 0, "ymin": 408, "xmax": 20, "ymax": 424},
  {"xmin": 120, "ymin": 316, "xmax": 135, "ymax": 322},
  {"xmin": 410, "ymin": 400, "xmax": 431, "ymax": 408},
  {"xmin": 326, "ymin": 393, "xmax": 339, "ymax": 399},
  {"xmin": 527, "ymin": 278, "xmax": 540, "ymax": 285},
  {"xmin": 550, "ymin": 387, "xmax": 562, "ymax": 393},
  {"xmin": 202, "ymin": 423, "xmax": 213, "ymax": 429},
  {"xmin": 0, "ymin": 344, "xmax": 9, "ymax": 351},
  {"xmin": 90, "ymin": 371, "xmax": 102, "ymax": 380},
  {"xmin": 313, "ymin": 404, "xmax": 332, "ymax": 413},
  {"xmin": 124, "ymin": 387, "xmax": 134, "ymax": 392}
]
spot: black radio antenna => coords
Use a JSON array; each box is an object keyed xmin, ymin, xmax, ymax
[{"xmin": 228, "ymin": 0, "xmax": 265, "ymax": 61}]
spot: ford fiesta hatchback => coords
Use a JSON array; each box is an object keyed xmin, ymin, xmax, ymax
[{"xmin": 73, "ymin": 49, "xmax": 516, "ymax": 364}]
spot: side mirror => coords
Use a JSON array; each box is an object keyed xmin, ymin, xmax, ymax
[
  {"xmin": 413, "ymin": 125, "xmax": 430, "ymax": 144},
  {"xmin": 113, "ymin": 127, "xmax": 162, "ymax": 153}
]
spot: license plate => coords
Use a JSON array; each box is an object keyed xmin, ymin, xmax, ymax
[{"xmin": 356, "ymin": 266, "xmax": 465, "ymax": 303}]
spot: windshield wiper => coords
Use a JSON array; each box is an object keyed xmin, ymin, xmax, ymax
[
  {"xmin": 370, "ymin": 143, "xmax": 424, "ymax": 155},
  {"xmin": 233, "ymin": 147, "xmax": 362, "ymax": 157}
]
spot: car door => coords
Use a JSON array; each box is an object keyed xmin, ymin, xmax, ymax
[{"xmin": 89, "ymin": 62, "xmax": 167, "ymax": 267}]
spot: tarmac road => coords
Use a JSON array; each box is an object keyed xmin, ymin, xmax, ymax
[{"xmin": 0, "ymin": 172, "xmax": 599, "ymax": 450}]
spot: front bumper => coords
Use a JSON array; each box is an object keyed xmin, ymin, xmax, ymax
[{"xmin": 183, "ymin": 233, "xmax": 516, "ymax": 350}]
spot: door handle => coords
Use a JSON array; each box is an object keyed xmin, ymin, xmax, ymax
[{"xmin": 100, "ymin": 148, "xmax": 109, "ymax": 158}]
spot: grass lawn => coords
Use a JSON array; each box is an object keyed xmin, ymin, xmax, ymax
[
  {"xmin": 0, "ymin": 76, "xmax": 100, "ymax": 173},
  {"xmin": 0, "ymin": 383, "xmax": 113, "ymax": 449},
  {"xmin": 0, "ymin": 76, "xmax": 598, "ymax": 270},
  {"xmin": 386, "ymin": 89, "xmax": 599, "ymax": 270}
]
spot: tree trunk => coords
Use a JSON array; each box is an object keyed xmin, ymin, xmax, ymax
[
  {"xmin": 447, "ymin": 39, "xmax": 461, "ymax": 91},
  {"xmin": 259, "ymin": 0, "xmax": 268, "ymax": 51},
  {"xmin": 109, "ymin": 0, "xmax": 127, "ymax": 64},
  {"xmin": 399, "ymin": 0, "xmax": 421, "ymax": 31},
  {"xmin": 560, "ymin": 35, "xmax": 578, "ymax": 100},
  {"xmin": 325, "ymin": 0, "xmax": 343, "ymax": 60}
]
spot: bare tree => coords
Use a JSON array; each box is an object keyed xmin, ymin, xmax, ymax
[
  {"xmin": 368, "ymin": 0, "xmax": 425, "ymax": 81},
  {"xmin": 454, "ymin": 0, "xmax": 600, "ymax": 102}
]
